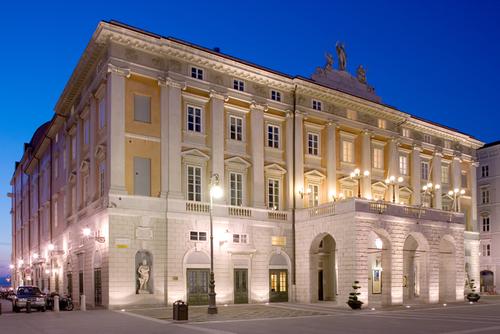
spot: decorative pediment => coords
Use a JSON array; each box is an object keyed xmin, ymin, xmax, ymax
[
  {"xmin": 79, "ymin": 159, "xmax": 90, "ymax": 173},
  {"xmin": 441, "ymin": 193, "xmax": 453, "ymax": 200},
  {"xmin": 371, "ymin": 181, "xmax": 388, "ymax": 190},
  {"xmin": 339, "ymin": 175, "xmax": 357, "ymax": 186},
  {"xmin": 304, "ymin": 169, "xmax": 326, "ymax": 181},
  {"xmin": 181, "ymin": 149, "xmax": 210, "ymax": 161},
  {"xmin": 264, "ymin": 163, "xmax": 287, "ymax": 176},
  {"xmin": 399, "ymin": 186, "xmax": 413, "ymax": 194},
  {"xmin": 225, "ymin": 156, "xmax": 251, "ymax": 171},
  {"xmin": 68, "ymin": 171, "xmax": 77, "ymax": 184},
  {"xmin": 94, "ymin": 144, "xmax": 106, "ymax": 161}
]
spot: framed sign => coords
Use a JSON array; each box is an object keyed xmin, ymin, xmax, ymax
[{"xmin": 372, "ymin": 269, "xmax": 382, "ymax": 294}]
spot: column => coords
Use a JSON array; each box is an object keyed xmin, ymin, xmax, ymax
[
  {"xmin": 294, "ymin": 112, "xmax": 305, "ymax": 209},
  {"xmin": 106, "ymin": 64, "xmax": 128, "ymax": 195},
  {"xmin": 432, "ymin": 152, "xmax": 442, "ymax": 209},
  {"xmin": 411, "ymin": 145, "xmax": 422, "ymax": 205},
  {"xmin": 326, "ymin": 121, "xmax": 337, "ymax": 199},
  {"xmin": 469, "ymin": 162, "xmax": 479, "ymax": 232},
  {"xmin": 361, "ymin": 130, "xmax": 372, "ymax": 199},
  {"xmin": 387, "ymin": 138, "xmax": 398, "ymax": 202},
  {"xmin": 76, "ymin": 118, "xmax": 82, "ymax": 209},
  {"xmin": 451, "ymin": 155, "xmax": 462, "ymax": 211},
  {"xmin": 250, "ymin": 102, "xmax": 265, "ymax": 208},
  {"xmin": 285, "ymin": 112, "xmax": 294, "ymax": 209},
  {"xmin": 210, "ymin": 91, "xmax": 226, "ymax": 204},
  {"xmin": 88, "ymin": 97, "xmax": 97, "ymax": 201},
  {"xmin": 167, "ymin": 78, "xmax": 184, "ymax": 199},
  {"xmin": 158, "ymin": 78, "xmax": 175, "ymax": 198}
]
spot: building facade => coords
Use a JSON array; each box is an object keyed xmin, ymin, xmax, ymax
[
  {"xmin": 10, "ymin": 21, "xmax": 483, "ymax": 308},
  {"xmin": 477, "ymin": 142, "xmax": 500, "ymax": 294}
]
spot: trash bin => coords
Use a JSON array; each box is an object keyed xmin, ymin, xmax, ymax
[{"xmin": 173, "ymin": 300, "xmax": 188, "ymax": 321}]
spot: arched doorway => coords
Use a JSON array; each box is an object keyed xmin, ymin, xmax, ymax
[
  {"xmin": 269, "ymin": 253, "xmax": 289, "ymax": 302},
  {"xmin": 480, "ymin": 270, "xmax": 494, "ymax": 293},
  {"xmin": 403, "ymin": 234, "xmax": 428, "ymax": 303},
  {"xmin": 367, "ymin": 230, "xmax": 391, "ymax": 306},
  {"xmin": 310, "ymin": 234, "xmax": 337, "ymax": 302},
  {"xmin": 184, "ymin": 251, "xmax": 210, "ymax": 305},
  {"xmin": 439, "ymin": 237, "xmax": 456, "ymax": 302}
]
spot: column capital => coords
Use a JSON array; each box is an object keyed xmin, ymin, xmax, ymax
[
  {"xmin": 412, "ymin": 143, "xmax": 422, "ymax": 152},
  {"xmin": 209, "ymin": 89, "xmax": 229, "ymax": 102},
  {"xmin": 361, "ymin": 128, "xmax": 372, "ymax": 136},
  {"xmin": 107, "ymin": 63, "xmax": 130, "ymax": 78},
  {"xmin": 326, "ymin": 119, "xmax": 338, "ymax": 127},
  {"xmin": 285, "ymin": 110, "xmax": 294, "ymax": 118},
  {"xmin": 471, "ymin": 161, "xmax": 480, "ymax": 168},
  {"xmin": 250, "ymin": 101, "xmax": 268, "ymax": 112},
  {"xmin": 158, "ymin": 76, "xmax": 186, "ymax": 90},
  {"xmin": 433, "ymin": 150, "xmax": 444, "ymax": 158},
  {"xmin": 295, "ymin": 110, "xmax": 308, "ymax": 118}
]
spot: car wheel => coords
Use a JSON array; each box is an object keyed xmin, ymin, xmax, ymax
[
  {"xmin": 41, "ymin": 307, "xmax": 46, "ymax": 312},
  {"xmin": 13, "ymin": 306, "xmax": 20, "ymax": 313}
]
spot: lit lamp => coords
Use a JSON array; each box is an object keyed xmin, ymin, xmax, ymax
[
  {"xmin": 48, "ymin": 243, "xmax": 55, "ymax": 251},
  {"xmin": 208, "ymin": 173, "xmax": 223, "ymax": 314},
  {"xmin": 329, "ymin": 191, "xmax": 345, "ymax": 202},
  {"xmin": 299, "ymin": 187, "xmax": 311, "ymax": 199},
  {"xmin": 385, "ymin": 176, "xmax": 404, "ymax": 203},
  {"xmin": 82, "ymin": 227, "xmax": 106, "ymax": 243},
  {"xmin": 9, "ymin": 264, "xmax": 15, "ymax": 270},
  {"xmin": 421, "ymin": 182, "xmax": 440, "ymax": 208},
  {"xmin": 448, "ymin": 188, "xmax": 466, "ymax": 212},
  {"xmin": 350, "ymin": 168, "xmax": 370, "ymax": 198}
]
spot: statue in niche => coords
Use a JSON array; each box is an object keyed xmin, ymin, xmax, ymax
[
  {"xmin": 137, "ymin": 259, "xmax": 150, "ymax": 293},
  {"xmin": 336, "ymin": 42, "xmax": 347, "ymax": 71},
  {"xmin": 357, "ymin": 65, "xmax": 367, "ymax": 84},
  {"xmin": 325, "ymin": 52, "xmax": 334, "ymax": 71},
  {"xmin": 136, "ymin": 250, "xmax": 153, "ymax": 294}
]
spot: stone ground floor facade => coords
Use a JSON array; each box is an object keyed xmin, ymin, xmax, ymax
[{"xmin": 13, "ymin": 197, "xmax": 479, "ymax": 309}]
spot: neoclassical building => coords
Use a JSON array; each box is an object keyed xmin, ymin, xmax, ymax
[{"xmin": 10, "ymin": 21, "xmax": 483, "ymax": 308}]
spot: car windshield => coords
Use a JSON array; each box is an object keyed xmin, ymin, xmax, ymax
[{"xmin": 17, "ymin": 287, "xmax": 42, "ymax": 295}]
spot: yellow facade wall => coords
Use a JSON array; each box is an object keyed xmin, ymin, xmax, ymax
[
  {"xmin": 125, "ymin": 137, "xmax": 161, "ymax": 197},
  {"xmin": 125, "ymin": 75, "xmax": 161, "ymax": 137}
]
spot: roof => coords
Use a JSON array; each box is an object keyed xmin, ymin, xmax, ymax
[{"xmin": 479, "ymin": 140, "xmax": 500, "ymax": 149}]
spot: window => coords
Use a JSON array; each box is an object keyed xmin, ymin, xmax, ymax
[
  {"xmin": 423, "ymin": 134, "xmax": 432, "ymax": 144},
  {"xmin": 83, "ymin": 118, "xmax": 90, "ymax": 145},
  {"xmin": 271, "ymin": 90, "xmax": 282, "ymax": 102},
  {"xmin": 373, "ymin": 148, "xmax": 384, "ymax": 169},
  {"xmin": 346, "ymin": 110, "xmax": 357, "ymax": 120},
  {"xmin": 190, "ymin": 231, "xmax": 207, "ymax": 241},
  {"xmin": 187, "ymin": 166, "xmax": 202, "ymax": 202},
  {"xmin": 229, "ymin": 115, "xmax": 243, "ymax": 141},
  {"xmin": 233, "ymin": 234, "xmax": 248, "ymax": 244},
  {"xmin": 98, "ymin": 98, "xmax": 106, "ymax": 129},
  {"xmin": 190, "ymin": 66, "xmax": 204, "ymax": 80},
  {"xmin": 230, "ymin": 172, "xmax": 243, "ymax": 206},
  {"xmin": 342, "ymin": 140, "xmax": 354, "ymax": 163},
  {"xmin": 233, "ymin": 79, "xmax": 245, "ymax": 91},
  {"xmin": 134, "ymin": 95, "xmax": 151, "ymax": 123},
  {"xmin": 482, "ymin": 216, "xmax": 490, "ymax": 232},
  {"xmin": 312, "ymin": 99, "xmax": 322, "ymax": 111},
  {"xmin": 307, "ymin": 132, "xmax": 319, "ymax": 155},
  {"xmin": 421, "ymin": 161, "xmax": 429, "ymax": 180},
  {"xmin": 267, "ymin": 125, "xmax": 280, "ymax": 149},
  {"xmin": 268, "ymin": 178, "xmax": 280, "ymax": 210},
  {"xmin": 482, "ymin": 189, "xmax": 490, "ymax": 204},
  {"xmin": 482, "ymin": 165, "xmax": 489, "ymax": 178},
  {"xmin": 399, "ymin": 155, "xmax": 408, "ymax": 175},
  {"xmin": 187, "ymin": 106, "xmax": 202, "ymax": 132},
  {"xmin": 133, "ymin": 157, "xmax": 151, "ymax": 196},
  {"xmin": 444, "ymin": 140, "xmax": 452, "ymax": 149},
  {"xmin": 71, "ymin": 136, "xmax": 77, "ymax": 161},
  {"xmin": 461, "ymin": 172, "xmax": 468, "ymax": 188},
  {"xmin": 83, "ymin": 174, "xmax": 89, "ymax": 204},
  {"xmin": 308, "ymin": 184, "xmax": 319, "ymax": 207},
  {"xmin": 377, "ymin": 119, "xmax": 386, "ymax": 129},
  {"xmin": 441, "ymin": 165, "xmax": 450, "ymax": 184},
  {"xmin": 482, "ymin": 243, "xmax": 491, "ymax": 257},
  {"xmin": 402, "ymin": 128, "xmax": 411, "ymax": 138},
  {"xmin": 54, "ymin": 157, "xmax": 59, "ymax": 179},
  {"xmin": 99, "ymin": 162, "xmax": 105, "ymax": 197}
]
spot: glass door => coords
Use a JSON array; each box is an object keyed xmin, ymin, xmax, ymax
[
  {"xmin": 187, "ymin": 269, "xmax": 209, "ymax": 305},
  {"xmin": 269, "ymin": 269, "xmax": 288, "ymax": 302},
  {"xmin": 94, "ymin": 268, "xmax": 102, "ymax": 306},
  {"xmin": 234, "ymin": 269, "xmax": 248, "ymax": 304}
]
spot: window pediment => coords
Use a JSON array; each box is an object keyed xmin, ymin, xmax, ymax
[
  {"xmin": 79, "ymin": 159, "xmax": 90, "ymax": 174},
  {"xmin": 181, "ymin": 149, "xmax": 210, "ymax": 165},
  {"xmin": 264, "ymin": 163, "xmax": 287, "ymax": 176},
  {"xmin": 305, "ymin": 169, "xmax": 326, "ymax": 181},
  {"xmin": 225, "ymin": 156, "xmax": 251, "ymax": 172},
  {"xmin": 372, "ymin": 181, "xmax": 388, "ymax": 190},
  {"xmin": 94, "ymin": 144, "xmax": 106, "ymax": 161}
]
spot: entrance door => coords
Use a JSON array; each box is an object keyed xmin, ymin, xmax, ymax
[
  {"xmin": 94, "ymin": 268, "xmax": 102, "ymax": 306},
  {"xmin": 318, "ymin": 270, "xmax": 324, "ymax": 301},
  {"xmin": 269, "ymin": 269, "xmax": 288, "ymax": 302},
  {"xmin": 234, "ymin": 269, "xmax": 248, "ymax": 304},
  {"xmin": 187, "ymin": 269, "xmax": 209, "ymax": 305}
]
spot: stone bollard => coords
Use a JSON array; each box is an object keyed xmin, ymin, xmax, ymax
[
  {"xmin": 80, "ymin": 295, "xmax": 86, "ymax": 311},
  {"xmin": 54, "ymin": 295, "xmax": 60, "ymax": 312},
  {"xmin": 26, "ymin": 300, "xmax": 32, "ymax": 313}
]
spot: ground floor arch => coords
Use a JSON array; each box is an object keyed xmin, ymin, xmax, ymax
[
  {"xmin": 367, "ymin": 229, "xmax": 392, "ymax": 306},
  {"xmin": 480, "ymin": 270, "xmax": 495, "ymax": 293},
  {"xmin": 269, "ymin": 251, "xmax": 291, "ymax": 302},
  {"xmin": 403, "ymin": 233, "xmax": 429, "ymax": 303},
  {"xmin": 183, "ymin": 250, "xmax": 211, "ymax": 305},
  {"xmin": 310, "ymin": 233, "xmax": 337, "ymax": 302}
]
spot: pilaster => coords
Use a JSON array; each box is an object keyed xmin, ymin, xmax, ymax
[
  {"xmin": 285, "ymin": 111, "xmax": 294, "ymax": 209},
  {"xmin": 387, "ymin": 138, "xmax": 399, "ymax": 202},
  {"xmin": 326, "ymin": 121, "xmax": 337, "ymax": 199},
  {"xmin": 294, "ymin": 111, "xmax": 305, "ymax": 209},
  {"xmin": 469, "ymin": 161, "xmax": 479, "ymax": 232},
  {"xmin": 250, "ymin": 102, "xmax": 266, "ymax": 208},
  {"xmin": 361, "ymin": 130, "xmax": 372, "ymax": 199},
  {"xmin": 432, "ymin": 152, "xmax": 443, "ymax": 209},
  {"xmin": 88, "ymin": 96, "xmax": 97, "ymax": 201},
  {"xmin": 210, "ymin": 90, "xmax": 227, "ymax": 204},
  {"xmin": 411, "ymin": 145, "xmax": 422, "ymax": 205}
]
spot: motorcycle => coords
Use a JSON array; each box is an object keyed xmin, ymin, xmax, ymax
[{"xmin": 46, "ymin": 293, "xmax": 74, "ymax": 311}]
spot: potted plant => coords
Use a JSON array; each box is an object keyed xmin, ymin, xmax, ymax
[
  {"xmin": 466, "ymin": 279, "xmax": 480, "ymax": 302},
  {"xmin": 347, "ymin": 280, "xmax": 363, "ymax": 309}
]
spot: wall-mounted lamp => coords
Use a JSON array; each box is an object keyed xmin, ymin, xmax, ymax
[
  {"xmin": 299, "ymin": 187, "xmax": 311, "ymax": 199},
  {"xmin": 82, "ymin": 227, "xmax": 106, "ymax": 243}
]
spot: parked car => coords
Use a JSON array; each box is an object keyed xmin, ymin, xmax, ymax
[
  {"xmin": 5, "ymin": 290, "xmax": 16, "ymax": 301},
  {"xmin": 12, "ymin": 286, "xmax": 47, "ymax": 312}
]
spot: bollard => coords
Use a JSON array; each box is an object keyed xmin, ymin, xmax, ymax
[
  {"xmin": 80, "ymin": 295, "xmax": 86, "ymax": 311},
  {"xmin": 26, "ymin": 300, "xmax": 32, "ymax": 313},
  {"xmin": 54, "ymin": 295, "xmax": 60, "ymax": 312}
]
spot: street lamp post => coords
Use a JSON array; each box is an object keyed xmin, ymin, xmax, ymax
[
  {"xmin": 350, "ymin": 168, "xmax": 370, "ymax": 198},
  {"xmin": 385, "ymin": 175, "xmax": 404, "ymax": 203},
  {"xmin": 448, "ymin": 188, "xmax": 466, "ymax": 212},
  {"xmin": 208, "ymin": 173, "xmax": 223, "ymax": 314},
  {"xmin": 421, "ymin": 182, "xmax": 440, "ymax": 208}
]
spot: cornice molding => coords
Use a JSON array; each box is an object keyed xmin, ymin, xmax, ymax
[{"xmin": 107, "ymin": 63, "xmax": 131, "ymax": 78}]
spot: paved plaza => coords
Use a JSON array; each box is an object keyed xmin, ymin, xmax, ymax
[{"xmin": 2, "ymin": 297, "xmax": 500, "ymax": 333}]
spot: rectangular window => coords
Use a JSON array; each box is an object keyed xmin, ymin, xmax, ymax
[
  {"xmin": 233, "ymin": 79, "xmax": 245, "ymax": 91},
  {"xmin": 99, "ymin": 162, "xmax": 105, "ymax": 197},
  {"xmin": 134, "ymin": 95, "xmax": 151, "ymax": 123},
  {"xmin": 441, "ymin": 165, "xmax": 450, "ymax": 184},
  {"xmin": 461, "ymin": 172, "xmax": 468, "ymax": 188},
  {"xmin": 373, "ymin": 148, "xmax": 384, "ymax": 169},
  {"xmin": 421, "ymin": 161, "xmax": 429, "ymax": 180},
  {"xmin": 482, "ymin": 243, "xmax": 491, "ymax": 257},
  {"xmin": 191, "ymin": 66, "xmax": 204, "ymax": 80},
  {"xmin": 402, "ymin": 128, "xmax": 410, "ymax": 138},
  {"xmin": 482, "ymin": 165, "xmax": 489, "ymax": 178},
  {"xmin": 423, "ymin": 134, "xmax": 432, "ymax": 144},
  {"xmin": 482, "ymin": 189, "xmax": 490, "ymax": 204},
  {"xmin": 98, "ymin": 98, "xmax": 106, "ymax": 129},
  {"xmin": 346, "ymin": 110, "xmax": 357, "ymax": 120},
  {"xmin": 267, "ymin": 125, "xmax": 280, "ymax": 149},
  {"xmin": 133, "ymin": 157, "xmax": 151, "ymax": 196},
  {"xmin": 377, "ymin": 119, "xmax": 386, "ymax": 129},
  {"xmin": 83, "ymin": 118, "xmax": 90, "ymax": 146},
  {"xmin": 187, "ymin": 106, "xmax": 202, "ymax": 133},
  {"xmin": 268, "ymin": 178, "xmax": 280, "ymax": 210},
  {"xmin": 71, "ymin": 136, "xmax": 77, "ymax": 161},
  {"xmin": 229, "ymin": 115, "xmax": 243, "ymax": 141},
  {"xmin": 482, "ymin": 216, "xmax": 490, "ymax": 232},
  {"xmin": 342, "ymin": 140, "xmax": 354, "ymax": 163},
  {"xmin": 307, "ymin": 133, "xmax": 319, "ymax": 156},
  {"xmin": 312, "ymin": 99, "xmax": 322, "ymax": 111},
  {"xmin": 187, "ymin": 166, "xmax": 202, "ymax": 202},
  {"xmin": 230, "ymin": 172, "xmax": 243, "ymax": 206},
  {"xmin": 271, "ymin": 90, "xmax": 282, "ymax": 102},
  {"xmin": 190, "ymin": 231, "xmax": 207, "ymax": 241},
  {"xmin": 308, "ymin": 184, "xmax": 319, "ymax": 207},
  {"xmin": 399, "ymin": 155, "xmax": 408, "ymax": 175},
  {"xmin": 233, "ymin": 234, "xmax": 248, "ymax": 244}
]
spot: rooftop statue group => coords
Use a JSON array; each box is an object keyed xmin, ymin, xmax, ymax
[{"xmin": 323, "ymin": 42, "xmax": 367, "ymax": 84}]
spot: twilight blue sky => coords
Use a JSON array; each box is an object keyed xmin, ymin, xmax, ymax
[{"xmin": 1, "ymin": 0, "xmax": 499, "ymax": 275}]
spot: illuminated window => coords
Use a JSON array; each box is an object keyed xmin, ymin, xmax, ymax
[
  {"xmin": 268, "ymin": 178, "xmax": 280, "ymax": 210},
  {"xmin": 377, "ymin": 119, "xmax": 386, "ymax": 129},
  {"xmin": 307, "ymin": 132, "xmax": 319, "ymax": 156},
  {"xmin": 441, "ymin": 165, "xmax": 450, "ymax": 184},
  {"xmin": 187, "ymin": 166, "xmax": 202, "ymax": 202},
  {"xmin": 267, "ymin": 125, "xmax": 280, "ymax": 148},
  {"xmin": 308, "ymin": 184, "xmax": 319, "ymax": 207},
  {"xmin": 373, "ymin": 148, "xmax": 384, "ymax": 169},
  {"xmin": 421, "ymin": 161, "xmax": 429, "ymax": 180},
  {"xmin": 230, "ymin": 172, "xmax": 243, "ymax": 206},
  {"xmin": 399, "ymin": 155, "xmax": 408, "ymax": 175},
  {"xmin": 279, "ymin": 272, "xmax": 287, "ymax": 292},
  {"xmin": 342, "ymin": 140, "xmax": 354, "ymax": 163}
]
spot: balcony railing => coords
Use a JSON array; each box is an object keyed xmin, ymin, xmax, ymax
[{"xmin": 186, "ymin": 201, "xmax": 210, "ymax": 213}]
